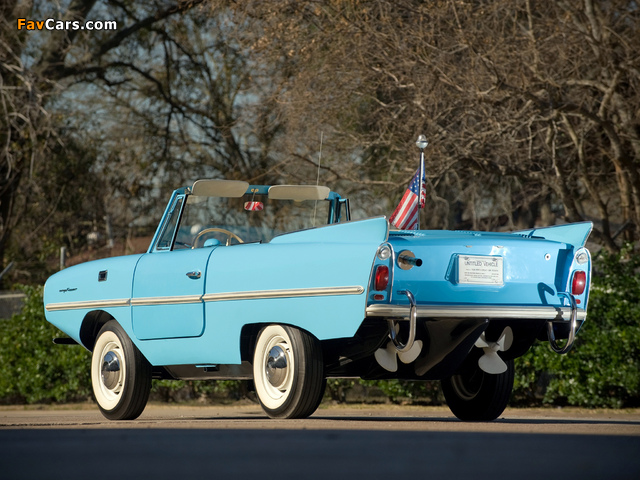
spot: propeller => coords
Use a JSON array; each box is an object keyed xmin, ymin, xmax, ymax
[
  {"xmin": 374, "ymin": 324, "xmax": 423, "ymax": 372},
  {"xmin": 475, "ymin": 327, "xmax": 513, "ymax": 374},
  {"xmin": 374, "ymin": 341, "xmax": 399, "ymax": 372}
]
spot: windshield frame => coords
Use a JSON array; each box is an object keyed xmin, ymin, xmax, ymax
[{"xmin": 149, "ymin": 182, "xmax": 347, "ymax": 253}]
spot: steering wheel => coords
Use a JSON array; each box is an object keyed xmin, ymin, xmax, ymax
[{"xmin": 193, "ymin": 227, "xmax": 244, "ymax": 247}]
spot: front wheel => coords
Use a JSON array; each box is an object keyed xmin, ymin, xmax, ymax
[
  {"xmin": 441, "ymin": 356, "xmax": 514, "ymax": 421},
  {"xmin": 91, "ymin": 321, "xmax": 152, "ymax": 420},
  {"xmin": 252, "ymin": 325, "xmax": 325, "ymax": 419}
]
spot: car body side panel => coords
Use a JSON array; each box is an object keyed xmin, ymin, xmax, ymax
[
  {"xmin": 122, "ymin": 217, "xmax": 389, "ymax": 366},
  {"xmin": 43, "ymin": 255, "xmax": 143, "ymax": 346}
]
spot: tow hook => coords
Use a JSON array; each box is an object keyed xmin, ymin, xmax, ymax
[
  {"xmin": 388, "ymin": 290, "xmax": 417, "ymax": 353},
  {"xmin": 547, "ymin": 292, "xmax": 578, "ymax": 354},
  {"xmin": 374, "ymin": 289, "xmax": 422, "ymax": 372}
]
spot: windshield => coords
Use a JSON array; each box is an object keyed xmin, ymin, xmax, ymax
[{"xmin": 170, "ymin": 192, "xmax": 332, "ymax": 249}]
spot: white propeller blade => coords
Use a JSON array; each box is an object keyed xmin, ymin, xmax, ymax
[
  {"xmin": 374, "ymin": 329, "xmax": 424, "ymax": 372},
  {"xmin": 374, "ymin": 341, "xmax": 398, "ymax": 372},
  {"xmin": 398, "ymin": 339, "xmax": 423, "ymax": 364},
  {"xmin": 478, "ymin": 351, "xmax": 508, "ymax": 374},
  {"xmin": 475, "ymin": 327, "xmax": 513, "ymax": 374},
  {"xmin": 497, "ymin": 327, "xmax": 514, "ymax": 351}
]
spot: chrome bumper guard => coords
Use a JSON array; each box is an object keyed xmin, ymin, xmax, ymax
[
  {"xmin": 547, "ymin": 292, "xmax": 579, "ymax": 354},
  {"xmin": 387, "ymin": 290, "xmax": 417, "ymax": 353}
]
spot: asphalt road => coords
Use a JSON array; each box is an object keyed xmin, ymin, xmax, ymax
[{"xmin": 2, "ymin": 404, "xmax": 640, "ymax": 480}]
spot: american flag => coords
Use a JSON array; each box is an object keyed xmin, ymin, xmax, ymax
[{"xmin": 389, "ymin": 169, "xmax": 426, "ymax": 230}]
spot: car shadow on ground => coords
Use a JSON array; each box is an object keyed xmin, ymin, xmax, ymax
[{"xmin": 177, "ymin": 414, "xmax": 640, "ymax": 428}]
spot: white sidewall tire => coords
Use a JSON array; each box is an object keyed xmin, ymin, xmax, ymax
[
  {"xmin": 253, "ymin": 325, "xmax": 295, "ymax": 410},
  {"xmin": 91, "ymin": 330, "xmax": 126, "ymax": 411},
  {"xmin": 252, "ymin": 324, "xmax": 325, "ymax": 419},
  {"xmin": 90, "ymin": 321, "xmax": 151, "ymax": 420}
]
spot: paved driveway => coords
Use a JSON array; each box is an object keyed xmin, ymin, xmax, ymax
[{"xmin": 2, "ymin": 405, "xmax": 639, "ymax": 480}]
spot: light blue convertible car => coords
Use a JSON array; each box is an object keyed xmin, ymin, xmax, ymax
[{"xmin": 44, "ymin": 179, "xmax": 592, "ymax": 421}]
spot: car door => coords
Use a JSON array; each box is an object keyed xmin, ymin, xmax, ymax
[{"xmin": 131, "ymin": 247, "xmax": 215, "ymax": 340}]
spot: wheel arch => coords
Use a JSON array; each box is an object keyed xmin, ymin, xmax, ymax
[
  {"xmin": 80, "ymin": 310, "xmax": 116, "ymax": 351},
  {"xmin": 239, "ymin": 322, "xmax": 322, "ymax": 362}
]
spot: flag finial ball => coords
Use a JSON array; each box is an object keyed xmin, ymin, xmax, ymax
[{"xmin": 416, "ymin": 135, "xmax": 429, "ymax": 150}]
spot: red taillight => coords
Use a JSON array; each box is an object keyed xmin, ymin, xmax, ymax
[
  {"xmin": 374, "ymin": 265, "xmax": 389, "ymax": 291},
  {"xmin": 572, "ymin": 271, "xmax": 586, "ymax": 295}
]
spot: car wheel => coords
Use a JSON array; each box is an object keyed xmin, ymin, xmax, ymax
[
  {"xmin": 441, "ymin": 356, "xmax": 514, "ymax": 421},
  {"xmin": 253, "ymin": 324, "xmax": 325, "ymax": 419},
  {"xmin": 91, "ymin": 321, "xmax": 152, "ymax": 420}
]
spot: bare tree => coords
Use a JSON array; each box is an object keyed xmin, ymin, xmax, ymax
[
  {"xmin": 2, "ymin": 0, "xmax": 638, "ymax": 285},
  {"xmin": 231, "ymin": 0, "xmax": 640, "ymax": 250},
  {"xmin": 1, "ymin": 0, "xmax": 290, "ymax": 282}
]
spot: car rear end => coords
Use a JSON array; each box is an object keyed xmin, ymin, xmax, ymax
[{"xmin": 366, "ymin": 224, "xmax": 592, "ymax": 365}]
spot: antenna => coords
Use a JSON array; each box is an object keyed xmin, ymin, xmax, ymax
[
  {"xmin": 416, "ymin": 134, "xmax": 428, "ymax": 230},
  {"xmin": 312, "ymin": 132, "xmax": 323, "ymax": 226},
  {"xmin": 316, "ymin": 131, "xmax": 323, "ymax": 186}
]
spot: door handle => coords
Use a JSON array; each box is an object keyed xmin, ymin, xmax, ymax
[{"xmin": 186, "ymin": 271, "xmax": 201, "ymax": 279}]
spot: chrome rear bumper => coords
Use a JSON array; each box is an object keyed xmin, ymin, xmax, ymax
[{"xmin": 366, "ymin": 303, "xmax": 587, "ymax": 322}]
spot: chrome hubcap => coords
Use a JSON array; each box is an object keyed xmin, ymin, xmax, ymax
[
  {"xmin": 101, "ymin": 351, "xmax": 121, "ymax": 390},
  {"xmin": 266, "ymin": 345, "xmax": 288, "ymax": 388}
]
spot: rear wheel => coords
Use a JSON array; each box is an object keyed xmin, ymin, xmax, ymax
[
  {"xmin": 91, "ymin": 321, "xmax": 152, "ymax": 420},
  {"xmin": 253, "ymin": 325, "xmax": 325, "ymax": 419},
  {"xmin": 441, "ymin": 356, "xmax": 514, "ymax": 421}
]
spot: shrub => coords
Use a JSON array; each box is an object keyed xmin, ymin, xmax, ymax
[
  {"xmin": 3, "ymin": 246, "xmax": 639, "ymax": 408},
  {"xmin": 513, "ymin": 246, "xmax": 640, "ymax": 407},
  {"xmin": 0, "ymin": 286, "xmax": 92, "ymax": 404},
  {"xmin": 0, "ymin": 286, "xmax": 250, "ymax": 405}
]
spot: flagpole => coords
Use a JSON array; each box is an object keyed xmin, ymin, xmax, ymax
[{"xmin": 416, "ymin": 134, "xmax": 428, "ymax": 230}]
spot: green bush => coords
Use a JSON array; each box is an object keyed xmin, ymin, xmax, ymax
[
  {"xmin": 0, "ymin": 286, "xmax": 250, "ymax": 405},
  {"xmin": 0, "ymin": 286, "xmax": 92, "ymax": 404},
  {"xmin": 513, "ymin": 246, "xmax": 640, "ymax": 408},
  {"xmin": 2, "ymin": 247, "xmax": 639, "ymax": 408}
]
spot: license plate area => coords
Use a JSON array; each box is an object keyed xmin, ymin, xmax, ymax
[{"xmin": 458, "ymin": 255, "xmax": 504, "ymax": 285}]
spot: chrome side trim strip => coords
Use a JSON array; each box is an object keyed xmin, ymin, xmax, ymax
[
  {"xmin": 130, "ymin": 295, "xmax": 203, "ymax": 306},
  {"xmin": 203, "ymin": 286, "xmax": 365, "ymax": 302},
  {"xmin": 366, "ymin": 304, "xmax": 588, "ymax": 321},
  {"xmin": 45, "ymin": 286, "xmax": 365, "ymax": 312},
  {"xmin": 45, "ymin": 298, "xmax": 130, "ymax": 312}
]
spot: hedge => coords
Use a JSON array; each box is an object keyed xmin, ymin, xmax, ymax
[
  {"xmin": 512, "ymin": 246, "xmax": 640, "ymax": 408},
  {"xmin": 1, "ymin": 247, "xmax": 638, "ymax": 407}
]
